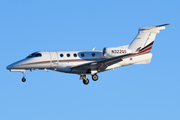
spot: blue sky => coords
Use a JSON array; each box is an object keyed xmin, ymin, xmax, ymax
[{"xmin": 1, "ymin": 0, "xmax": 180, "ymax": 120}]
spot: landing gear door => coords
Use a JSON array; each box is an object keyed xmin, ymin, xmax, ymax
[{"xmin": 49, "ymin": 52, "xmax": 58, "ymax": 67}]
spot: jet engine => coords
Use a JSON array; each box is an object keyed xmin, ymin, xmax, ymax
[{"xmin": 103, "ymin": 45, "xmax": 132, "ymax": 58}]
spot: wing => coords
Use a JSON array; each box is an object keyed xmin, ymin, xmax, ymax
[{"xmin": 71, "ymin": 54, "xmax": 132, "ymax": 74}]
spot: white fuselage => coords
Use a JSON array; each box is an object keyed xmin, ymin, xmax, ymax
[{"xmin": 7, "ymin": 50, "xmax": 152, "ymax": 75}]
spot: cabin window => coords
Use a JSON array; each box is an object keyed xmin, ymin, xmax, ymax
[
  {"xmin": 60, "ymin": 54, "xmax": 63, "ymax": 57},
  {"xmin": 74, "ymin": 53, "xmax": 77, "ymax": 57},
  {"xmin": 81, "ymin": 53, "xmax": 85, "ymax": 57},
  {"xmin": 92, "ymin": 53, "xmax": 95, "ymax": 57},
  {"xmin": 67, "ymin": 53, "xmax": 70, "ymax": 57}
]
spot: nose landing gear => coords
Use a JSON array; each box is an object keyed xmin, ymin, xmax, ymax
[
  {"xmin": 21, "ymin": 71, "xmax": 26, "ymax": 82},
  {"xmin": 22, "ymin": 77, "xmax": 26, "ymax": 82}
]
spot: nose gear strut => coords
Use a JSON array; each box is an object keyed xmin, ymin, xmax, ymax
[{"xmin": 21, "ymin": 71, "xmax": 26, "ymax": 82}]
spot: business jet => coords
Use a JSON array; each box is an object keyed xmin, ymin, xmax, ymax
[{"xmin": 6, "ymin": 23, "xmax": 171, "ymax": 85}]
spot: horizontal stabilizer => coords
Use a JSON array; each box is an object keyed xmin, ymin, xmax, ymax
[
  {"xmin": 155, "ymin": 23, "xmax": 173, "ymax": 27},
  {"xmin": 140, "ymin": 23, "xmax": 173, "ymax": 31}
]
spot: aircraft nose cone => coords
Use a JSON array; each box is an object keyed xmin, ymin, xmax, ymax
[
  {"xmin": 6, "ymin": 59, "xmax": 26, "ymax": 70},
  {"xmin": 6, "ymin": 64, "xmax": 16, "ymax": 70},
  {"xmin": 6, "ymin": 65, "xmax": 10, "ymax": 70}
]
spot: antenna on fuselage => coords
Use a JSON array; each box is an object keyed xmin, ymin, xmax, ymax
[{"xmin": 92, "ymin": 47, "xmax": 95, "ymax": 51}]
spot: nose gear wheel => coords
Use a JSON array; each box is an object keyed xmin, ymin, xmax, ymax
[
  {"xmin": 22, "ymin": 77, "xmax": 26, "ymax": 82},
  {"xmin": 21, "ymin": 71, "xmax": 26, "ymax": 82}
]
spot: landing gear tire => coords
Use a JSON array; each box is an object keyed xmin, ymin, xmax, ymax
[
  {"xmin": 83, "ymin": 79, "xmax": 89, "ymax": 85},
  {"xmin": 22, "ymin": 77, "xmax": 26, "ymax": 82},
  {"xmin": 92, "ymin": 74, "xmax": 98, "ymax": 81}
]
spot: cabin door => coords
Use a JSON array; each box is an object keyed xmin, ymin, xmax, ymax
[{"xmin": 49, "ymin": 52, "xmax": 58, "ymax": 67}]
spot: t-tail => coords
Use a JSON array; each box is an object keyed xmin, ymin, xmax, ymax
[{"xmin": 128, "ymin": 23, "xmax": 172, "ymax": 55}]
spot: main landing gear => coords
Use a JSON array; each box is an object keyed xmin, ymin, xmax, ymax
[
  {"xmin": 80, "ymin": 75, "xmax": 89, "ymax": 85},
  {"xmin": 92, "ymin": 74, "xmax": 98, "ymax": 81},
  {"xmin": 80, "ymin": 74, "xmax": 99, "ymax": 85},
  {"xmin": 83, "ymin": 78, "xmax": 89, "ymax": 85}
]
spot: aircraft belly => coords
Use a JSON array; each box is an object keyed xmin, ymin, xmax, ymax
[
  {"xmin": 56, "ymin": 61, "xmax": 91, "ymax": 74},
  {"xmin": 106, "ymin": 63, "xmax": 122, "ymax": 70}
]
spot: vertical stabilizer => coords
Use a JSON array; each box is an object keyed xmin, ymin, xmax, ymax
[{"xmin": 128, "ymin": 23, "xmax": 171, "ymax": 54}]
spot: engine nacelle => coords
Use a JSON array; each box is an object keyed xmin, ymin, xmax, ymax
[{"xmin": 103, "ymin": 45, "xmax": 132, "ymax": 58}]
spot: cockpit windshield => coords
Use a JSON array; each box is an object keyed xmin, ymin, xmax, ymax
[
  {"xmin": 26, "ymin": 52, "xmax": 42, "ymax": 58},
  {"xmin": 34, "ymin": 53, "xmax": 42, "ymax": 57}
]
